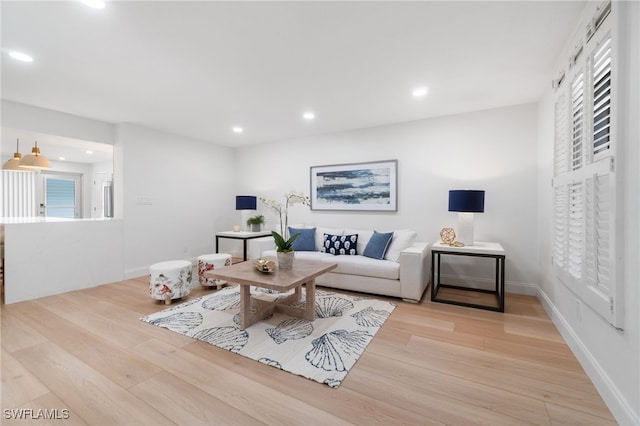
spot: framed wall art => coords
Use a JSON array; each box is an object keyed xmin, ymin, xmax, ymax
[{"xmin": 310, "ymin": 159, "xmax": 397, "ymax": 211}]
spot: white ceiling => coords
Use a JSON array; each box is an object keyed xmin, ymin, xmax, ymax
[{"xmin": 1, "ymin": 0, "xmax": 584, "ymax": 158}]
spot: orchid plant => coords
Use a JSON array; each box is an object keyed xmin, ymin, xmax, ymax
[{"xmin": 259, "ymin": 192, "xmax": 311, "ymax": 238}]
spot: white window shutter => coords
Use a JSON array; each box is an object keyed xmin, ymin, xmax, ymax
[
  {"xmin": 568, "ymin": 182, "xmax": 584, "ymax": 280},
  {"xmin": 554, "ymin": 92, "xmax": 569, "ymax": 177},
  {"xmin": 571, "ymin": 72, "xmax": 585, "ymax": 170},
  {"xmin": 551, "ymin": 1, "xmax": 621, "ymax": 328},
  {"xmin": 583, "ymin": 162, "xmax": 616, "ymax": 322},
  {"xmin": 591, "ymin": 34, "xmax": 612, "ymax": 160},
  {"xmin": 553, "ymin": 185, "xmax": 568, "ymax": 269}
]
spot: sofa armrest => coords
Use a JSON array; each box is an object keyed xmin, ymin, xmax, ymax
[
  {"xmin": 249, "ymin": 236, "xmax": 276, "ymax": 259},
  {"xmin": 399, "ymin": 241, "xmax": 431, "ymax": 302}
]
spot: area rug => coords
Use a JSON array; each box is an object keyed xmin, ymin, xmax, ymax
[{"xmin": 141, "ymin": 285, "xmax": 395, "ymax": 388}]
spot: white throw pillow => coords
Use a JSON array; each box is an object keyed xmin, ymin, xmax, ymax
[{"xmin": 384, "ymin": 229, "xmax": 417, "ymax": 262}]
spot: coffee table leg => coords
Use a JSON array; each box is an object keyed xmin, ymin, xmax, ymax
[
  {"xmin": 304, "ymin": 279, "xmax": 316, "ymax": 321},
  {"xmin": 240, "ymin": 284, "xmax": 251, "ymax": 329}
]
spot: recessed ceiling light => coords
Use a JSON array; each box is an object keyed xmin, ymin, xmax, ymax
[
  {"xmin": 58, "ymin": 157, "xmax": 66, "ymax": 161},
  {"xmin": 8, "ymin": 51, "xmax": 34, "ymax": 63},
  {"xmin": 302, "ymin": 112, "xmax": 315, "ymax": 120},
  {"xmin": 412, "ymin": 86, "xmax": 429, "ymax": 97},
  {"xmin": 85, "ymin": 150, "xmax": 93, "ymax": 154},
  {"xmin": 80, "ymin": 0, "xmax": 105, "ymax": 9},
  {"xmin": 232, "ymin": 127, "xmax": 244, "ymax": 133}
]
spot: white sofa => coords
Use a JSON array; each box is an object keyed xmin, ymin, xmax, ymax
[{"xmin": 253, "ymin": 227, "xmax": 430, "ymax": 302}]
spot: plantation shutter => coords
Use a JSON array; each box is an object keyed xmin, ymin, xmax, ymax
[
  {"xmin": 551, "ymin": 1, "xmax": 621, "ymax": 328},
  {"xmin": 571, "ymin": 72, "xmax": 585, "ymax": 171},
  {"xmin": 592, "ymin": 35, "xmax": 612, "ymax": 159},
  {"xmin": 45, "ymin": 177, "xmax": 76, "ymax": 218}
]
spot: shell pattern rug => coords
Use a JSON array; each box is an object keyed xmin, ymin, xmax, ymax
[{"xmin": 141, "ymin": 285, "xmax": 396, "ymax": 388}]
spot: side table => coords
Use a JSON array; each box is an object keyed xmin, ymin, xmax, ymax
[
  {"xmin": 431, "ymin": 241, "xmax": 505, "ymax": 312},
  {"xmin": 215, "ymin": 230, "xmax": 271, "ymax": 262}
]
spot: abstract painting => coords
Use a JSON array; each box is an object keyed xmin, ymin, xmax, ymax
[{"xmin": 310, "ymin": 160, "xmax": 397, "ymax": 211}]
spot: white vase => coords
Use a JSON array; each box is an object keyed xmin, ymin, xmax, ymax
[{"xmin": 277, "ymin": 251, "xmax": 295, "ymax": 270}]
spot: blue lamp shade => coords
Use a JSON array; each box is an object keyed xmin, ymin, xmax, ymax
[
  {"xmin": 235, "ymin": 195, "xmax": 257, "ymax": 210},
  {"xmin": 448, "ymin": 190, "xmax": 485, "ymax": 213}
]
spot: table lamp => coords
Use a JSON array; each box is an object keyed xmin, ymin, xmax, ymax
[
  {"xmin": 448, "ymin": 190, "xmax": 485, "ymax": 246},
  {"xmin": 236, "ymin": 195, "xmax": 257, "ymax": 231}
]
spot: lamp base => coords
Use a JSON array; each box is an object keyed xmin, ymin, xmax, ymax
[
  {"xmin": 457, "ymin": 212, "xmax": 475, "ymax": 246},
  {"xmin": 240, "ymin": 210, "xmax": 251, "ymax": 231}
]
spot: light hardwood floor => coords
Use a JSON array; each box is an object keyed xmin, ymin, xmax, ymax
[{"xmin": 2, "ymin": 277, "xmax": 617, "ymax": 425}]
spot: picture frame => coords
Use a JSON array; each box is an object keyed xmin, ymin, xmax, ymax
[{"xmin": 310, "ymin": 160, "xmax": 398, "ymax": 211}]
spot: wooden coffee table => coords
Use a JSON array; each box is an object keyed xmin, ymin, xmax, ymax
[{"xmin": 204, "ymin": 260, "xmax": 337, "ymax": 329}]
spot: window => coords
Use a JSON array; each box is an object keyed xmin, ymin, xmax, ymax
[
  {"xmin": 552, "ymin": 0, "xmax": 622, "ymax": 328},
  {"xmin": 42, "ymin": 173, "xmax": 82, "ymax": 219}
]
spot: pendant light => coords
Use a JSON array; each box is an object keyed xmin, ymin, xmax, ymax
[
  {"xmin": 2, "ymin": 139, "xmax": 30, "ymax": 171},
  {"xmin": 19, "ymin": 140, "xmax": 50, "ymax": 169}
]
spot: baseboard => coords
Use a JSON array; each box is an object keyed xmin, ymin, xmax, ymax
[
  {"xmin": 125, "ymin": 258, "xmax": 197, "ymax": 280},
  {"xmin": 124, "ymin": 266, "xmax": 149, "ymax": 280},
  {"xmin": 439, "ymin": 273, "xmax": 538, "ymax": 296},
  {"xmin": 537, "ymin": 288, "xmax": 639, "ymax": 426}
]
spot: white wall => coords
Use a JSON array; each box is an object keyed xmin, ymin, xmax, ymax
[
  {"xmin": 2, "ymin": 100, "xmax": 115, "ymax": 145},
  {"xmin": 536, "ymin": 2, "xmax": 640, "ymax": 424},
  {"xmin": 3, "ymin": 218, "xmax": 124, "ymax": 303},
  {"xmin": 115, "ymin": 123, "xmax": 236, "ymax": 278},
  {"xmin": 2, "ymin": 104, "xmax": 236, "ymax": 301},
  {"xmin": 235, "ymin": 103, "xmax": 540, "ymax": 294}
]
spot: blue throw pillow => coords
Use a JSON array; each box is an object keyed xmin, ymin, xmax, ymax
[
  {"xmin": 321, "ymin": 233, "xmax": 358, "ymax": 255},
  {"xmin": 289, "ymin": 227, "xmax": 316, "ymax": 251},
  {"xmin": 363, "ymin": 231, "xmax": 394, "ymax": 260}
]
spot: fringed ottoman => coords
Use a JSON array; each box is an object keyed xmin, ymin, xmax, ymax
[
  {"xmin": 149, "ymin": 260, "xmax": 192, "ymax": 304},
  {"xmin": 197, "ymin": 253, "xmax": 232, "ymax": 289}
]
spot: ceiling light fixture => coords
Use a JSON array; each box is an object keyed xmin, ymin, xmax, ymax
[
  {"xmin": 412, "ymin": 86, "xmax": 429, "ymax": 97},
  {"xmin": 80, "ymin": 0, "xmax": 106, "ymax": 9},
  {"xmin": 232, "ymin": 127, "xmax": 244, "ymax": 133},
  {"xmin": 85, "ymin": 150, "xmax": 94, "ymax": 154},
  {"xmin": 8, "ymin": 51, "xmax": 34, "ymax": 63},
  {"xmin": 303, "ymin": 112, "xmax": 315, "ymax": 120},
  {"xmin": 19, "ymin": 141, "xmax": 50, "ymax": 170},
  {"xmin": 2, "ymin": 139, "xmax": 30, "ymax": 171}
]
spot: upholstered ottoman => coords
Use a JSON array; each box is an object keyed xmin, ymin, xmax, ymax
[
  {"xmin": 149, "ymin": 260, "xmax": 193, "ymax": 304},
  {"xmin": 197, "ymin": 253, "xmax": 232, "ymax": 289}
]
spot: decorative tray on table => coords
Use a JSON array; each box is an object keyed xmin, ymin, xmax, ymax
[{"xmin": 255, "ymin": 258, "xmax": 276, "ymax": 273}]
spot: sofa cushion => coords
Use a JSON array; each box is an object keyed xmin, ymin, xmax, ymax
[
  {"xmin": 289, "ymin": 227, "xmax": 316, "ymax": 251},
  {"xmin": 331, "ymin": 254, "xmax": 400, "ymax": 280},
  {"xmin": 363, "ymin": 231, "xmax": 394, "ymax": 260},
  {"xmin": 322, "ymin": 233, "xmax": 358, "ymax": 255},
  {"xmin": 385, "ymin": 230, "xmax": 417, "ymax": 262}
]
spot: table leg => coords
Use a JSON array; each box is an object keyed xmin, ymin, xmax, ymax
[
  {"xmin": 216, "ymin": 236, "xmax": 220, "ymax": 253},
  {"xmin": 304, "ymin": 279, "xmax": 316, "ymax": 321},
  {"xmin": 240, "ymin": 284, "xmax": 251, "ymax": 329},
  {"xmin": 500, "ymin": 256, "xmax": 506, "ymax": 312},
  {"xmin": 243, "ymin": 240, "xmax": 248, "ymax": 261}
]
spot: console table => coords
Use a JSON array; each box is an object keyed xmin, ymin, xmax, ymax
[
  {"xmin": 215, "ymin": 230, "xmax": 271, "ymax": 262},
  {"xmin": 431, "ymin": 241, "xmax": 505, "ymax": 312}
]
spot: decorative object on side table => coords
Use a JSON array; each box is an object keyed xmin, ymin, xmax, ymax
[
  {"xmin": 440, "ymin": 227, "xmax": 455, "ymax": 244},
  {"xmin": 272, "ymin": 230, "xmax": 300, "ymax": 269},
  {"xmin": 448, "ymin": 190, "xmax": 485, "ymax": 246},
  {"xmin": 236, "ymin": 195, "xmax": 257, "ymax": 231},
  {"xmin": 246, "ymin": 214, "xmax": 264, "ymax": 232}
]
